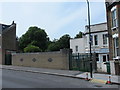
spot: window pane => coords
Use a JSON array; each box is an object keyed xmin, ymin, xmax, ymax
[
  {"xmin": 107, "ymin": 55, "xmax": 109, "ymax": 61},
  {"xmin": 117, "ymin": 48, "xmax": 119, "ymax": 56},
  {"xmin": 112, "ymin": 9, "xmax": 117, "ymax": 27},
  {"xmin": 116, "ymin": 38, "xmax": 119, "ymax": 47},
  {"xmin": 103, "ymin": 34, "xmax": 107, "ymax": 45},
  {"xmin": 114, "ymin": 38, "xmax": 119, "ymax": 57},
  {"xmin": 96, "ymin": 53, "xmax": 99, "ymax": 61},
  {"xmin": 114, "ymin": 38, "xmax": 116, "ymax": 57},
  {"xmin": 103, "ymin": 55, "xmax": 106, "ymax": 62},
  {"xmin": 75, "ymin": 46, "xmax": 78, "ymax": 52},
  {"xmin": 94, "ymin": 35, "xmax": 98, "ymax": 45},
  {"xmin": 90, "ymin": 35, "xmax": 93, "ymax": 45}
]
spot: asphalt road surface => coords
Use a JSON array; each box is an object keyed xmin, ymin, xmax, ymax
[{"xmin": 2, "ymin": 69, "xmax": 119, "ymax": 88}]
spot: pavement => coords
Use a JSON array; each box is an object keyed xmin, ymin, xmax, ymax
[{"xmin": 1, "ymin": 65, "xmax": 120, "ymax": 85}]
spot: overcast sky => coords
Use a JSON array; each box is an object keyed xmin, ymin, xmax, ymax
[{"xmin": 0, "ymin": 0, "xmax": 106, "ymax": 40}]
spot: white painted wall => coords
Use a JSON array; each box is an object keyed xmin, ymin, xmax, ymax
[
  {"xmin": 85, "ymin": 23, "xmax": 107, "ymax": 33},
  {"xmin": 84, "ymin": 23, "xmax": 109, "ymax": 54},
  {"xmin": 84, "ymin": 33, "xmax": 109, "ymax": 53},
  {"xmin": 110, "ymin": 61, "xmax": 116, "ymax": 75},
  {"xmin": 97, "ymin": 62, "xmax": 107, "ymax": 72},
  {"xmin": 70, "ymin": 38, "xmax": 85, "ymax": 53}
]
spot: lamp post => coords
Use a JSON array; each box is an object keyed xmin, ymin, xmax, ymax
[{"xmin": 86, "ymin": 0, "xmax": 93, "ymax": 78}]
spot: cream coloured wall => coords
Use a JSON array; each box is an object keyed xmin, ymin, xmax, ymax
[{"xmin": 12, "ymin": 49, "xmax": 71, "ymax": 70}]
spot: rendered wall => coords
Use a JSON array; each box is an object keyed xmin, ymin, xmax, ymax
[
  {"xmin": 12, "ymin": 49, "xmax": 71, "ymax": 70},
  {"xmin": 70, "ymin": 38, "xmax": 85, "ymax": 53}
]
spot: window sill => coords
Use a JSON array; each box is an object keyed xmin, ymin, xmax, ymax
[
  {"xmin": 111, "ymin": 27, "xmax": 118, "ymax": 30},
  {"xmin": 102, "ymin": 45, "xmax": 108, "ymax": 47},
  {"xmin": 92, "ymin": 45, "xmax": 99, "ymax": 47}
]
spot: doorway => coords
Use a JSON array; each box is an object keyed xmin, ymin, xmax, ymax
[{"xmin": 5, "ymin": 50, "xmax": 13, "ymax": 65}]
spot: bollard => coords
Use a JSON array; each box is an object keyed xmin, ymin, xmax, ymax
[
  {"xmin": 85, "ymin": 73, "xmax": 89, "ymax": 81},
  {"xmin": 106, "ymin": 76, "xmax": 112, "ymax": 84}
]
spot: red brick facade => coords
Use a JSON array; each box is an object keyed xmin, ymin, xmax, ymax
[{"xmin": 105, "ymin": 1, "xmax": 120, "ymax": 60}]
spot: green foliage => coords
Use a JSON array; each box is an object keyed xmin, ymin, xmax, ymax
[
  {"xmin": 58, "ymin": 34, "xmax": 70, "ymax": 49},
  {"xmin": 74, "ymin": 31, "xmax": 83, "ymax": 38},
  {"xmin": 19, "ymin": 26, "xmax": 49, "ymax": 52},
  {"xmin": 24, "ymin": 45, "xmax": 41, "ymax": 53},
  {"xmin": 47, "ymin": 34, "xmax": 70, "ymax": 51},
  {"xmin": 18, "ymin": 26, "xmax": 71, "ymax": 52},
  {"xmin": 47, "ymin": 42, "xmax": 60, "ymax": 51}
]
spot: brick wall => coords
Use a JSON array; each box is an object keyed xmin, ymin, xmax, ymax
[
  {"xmin": 0, "ymin": 24, "xmax": 16, "ymax": 64},
  {"xmin": 0, "ymin": 35, "xmax": 2, "ymax": 64},
  {"xmin": 118, "ymin": 5, "xmax": 120, "ymax": 56}
]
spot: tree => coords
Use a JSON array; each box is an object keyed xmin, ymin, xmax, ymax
[
  {"xmin": 58, "ymin": 34, "xmax": 70, "ymax": 49},
  {"xmin": 47, "ymin": 34, "xmax": 70, "ymax": 51},
  {"xmin": 47, "ymin": 42, "xmax": 60, "ymax": 51},
  {"xmin": 19, "ymin": 26, "xmax": 49, "ymax": 52},
  {"xmin": 24, "ymin": 45, "xmax": 41, "ymax": 52},
  {"xmin": 74, "ymin": 31, "xmax": 83, "ymax": 38}
]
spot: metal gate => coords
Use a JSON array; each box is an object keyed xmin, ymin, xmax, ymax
[
  {"xmin": 5, "ymin": 51, "xmax": 12, "ymax": 65},
  {"xmin": 69, "ymin": 53, "xmax": 91, "ymax": 72},
  {"xmin": 115, "ymin": 61, "xmax": 120, "ymax": 75}
]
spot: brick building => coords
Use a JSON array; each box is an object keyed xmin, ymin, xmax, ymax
[
  {"xmin": 0, "ymin": 22, "xmax": 16, "ymax": 65},
  {"xmin": 105, "ymin": 0, "xmax": 120, "ymax": 75}
]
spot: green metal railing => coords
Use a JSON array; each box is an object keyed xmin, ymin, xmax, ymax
[{"xmin": 69, "ymin": 53, "xmax": 91, "ymax": 72}]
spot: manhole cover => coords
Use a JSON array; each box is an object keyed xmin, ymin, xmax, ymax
[{"xmin": 94, "ymin": 85, "xmax": 103, "ymax": 87}]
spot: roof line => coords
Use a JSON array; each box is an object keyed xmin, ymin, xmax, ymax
[{"xmin": 85, "ymin": 22, "xmax": 107, "ymax": 27}]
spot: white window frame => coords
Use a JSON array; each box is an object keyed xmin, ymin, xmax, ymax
[
  {"xmin": 103, "ymin": 34, "xmax": 108, "ymax": 45},
  {"xmin": 111, "ymin": 6, "xmax": 118, "ymax": 29},
  {"xmin": 114, "ymin": 38, "xmax": 119, "ymax": 57},
  {"xmin": 75, "ymin": 45, "xmax": 78, "ymax": 53},
  {"xmin": 102, "ymin": 54, "xmax": 108, "ymax": 62}
]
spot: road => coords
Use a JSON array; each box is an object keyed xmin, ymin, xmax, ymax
[{"xmin": 2, "ymin": 69, "xmax": 119, "ymax": 88}]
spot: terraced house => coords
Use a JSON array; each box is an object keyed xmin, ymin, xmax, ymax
[
  {"xmin": 105, "ymin": 0, "xmax": 120, "ymax": 75},
  {"xmin": 0, "ymin": 22, "xmax": 16, "ymax": 65},
  {"xmin": 70, "ymin": 23, "xmax": 109, "ymax": 73}
]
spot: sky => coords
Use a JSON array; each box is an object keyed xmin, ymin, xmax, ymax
[{"xmin": 0, "ymin": 0, "xmax": 106, "ymax": 40}]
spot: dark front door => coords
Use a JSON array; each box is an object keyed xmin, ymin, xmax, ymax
[
  {"xmin": 103, "ymin": 55, "xmax": 106, "ymax": 62},
  {"xmin": 5, "ymin": 51, "xmax": 12, "ymax": 65}
]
